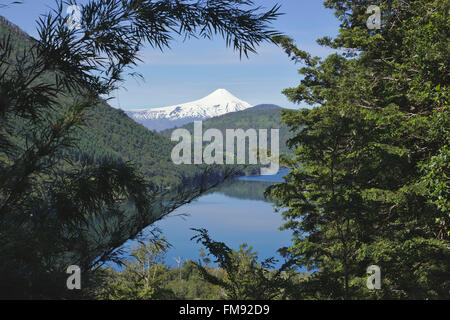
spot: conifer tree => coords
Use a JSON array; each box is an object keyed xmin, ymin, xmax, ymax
[
  {"xmin": 268, "ymin": 0, "xmax": 449, "ymax": 299},
  {"xmin": 0, "ymin": 0, "xmax": 281, "ymax": 298}
]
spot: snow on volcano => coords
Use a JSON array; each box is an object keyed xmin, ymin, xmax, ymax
[{"xmin": 125, "ymin": 89, "xmax": 253, "ymax": 131}]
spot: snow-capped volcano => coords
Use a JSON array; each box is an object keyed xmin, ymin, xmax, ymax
[{"xmin": 126, "ymin": 89, "xmax": 253, "ymax": 131}]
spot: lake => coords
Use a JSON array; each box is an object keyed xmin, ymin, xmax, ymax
[{"xmin": 119, "ymin": 169, "xmax": 292, "ymax": 268}]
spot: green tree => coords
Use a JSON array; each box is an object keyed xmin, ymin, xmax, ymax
[
  {"xmin": 268, "ymin": 0, "xmax": 449, "ymax": 299},
  {"xmin": 0, "ymin": 0, "xmax": 281, "ymax": 298},
  {"xmin": 191, "ymin": 228, "xmax": 296, "ymax": 300},
  {"xmin": 98, "ymin": 237, "xmax": 176, "ymax": 300}
]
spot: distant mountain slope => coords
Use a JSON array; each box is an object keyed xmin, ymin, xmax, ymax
[
  {"xmin": 74, "ymin": 104, "xmax": 196, "ymax": 187},
  {"xmin": 161, "ymin": 106, "xmax": 294, "ymax": 169},
  {"xmin": 0, "ymin": 16, "xmax": 30, "ymax": 39},
  {"xmin": 126, "ymin": 89, "xmax": 253, "ymax": 131},
  {"xmin": 0, "ymin": 16, "xmax": 199, "ymax": 188},
  {"xmin": 250, "ymin": 104, "xmax": 282, "ymax": 111}
]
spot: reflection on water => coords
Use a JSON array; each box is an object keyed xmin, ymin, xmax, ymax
[
  {"xmin": 206, "ymin": 179, "xmax": 273, "ymax": 202},
  {"xmin": 204, "ymin": 167, "xmax": 290, "ymax": 202},
  {"xmin": 121, "ymin": 169, "xmax": 291, "ymax": 268}
]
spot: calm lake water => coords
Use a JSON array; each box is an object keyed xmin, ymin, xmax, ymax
[{"xmin": 119, "ymin": 169, "xmax": 292, "ymax": 268}]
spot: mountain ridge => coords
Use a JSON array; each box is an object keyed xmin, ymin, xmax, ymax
[
  {"xmin": 0, "ymin": 16, "xmax": 203, "ymax": 188},
  {"xmin": 160, "ymin": 105, "xmax": 293, "ymax": 175},
  {"xmin": 0, "ymin": 16, "xmax": 30, "ymax": 39},
  {"xmin": 251, "ymin": 104, "xmax": 282, "ymax": 110},
  {"xmin": 126, "ymin": 89, "xmax": 253, "ymax": 131}
]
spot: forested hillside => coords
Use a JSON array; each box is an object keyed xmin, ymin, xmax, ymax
[
  {"xmin": 161, "ymin": 105, "xmax": 293, "ymax": 156},
  {"xmin": 0, "ymin": 17, "xmax": 199, "ymax": 188},
  {"xmin": 71, "ymin": 104, "xmax": 191, "ymax": 187},
  {"xmin": 0, "ymin": 0, "xmax": 281, "ymax": 299}
]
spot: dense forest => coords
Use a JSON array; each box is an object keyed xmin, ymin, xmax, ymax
[
  {"xmin": 0, "ymin": 0, "xmax": 281, "ymax": 299},
  {"xmin": 267, "ymin": 0, "xmax": 449, "ymax": 299},
  {"xmin": 0, "ymin": 0, "xmax": 448, "ymax": 301},
  {"xmin": 0, "ymin": 19, "xmax": 206, "ymax": 188},
  {"xmin": 103, "ymin": 0, "xmax": 450, "ymax": 300},
  {"xmin": 161, "ymin": 105, "xmax": 293, "ymax": 175},
  {"xmin": 161, "ymin": 104, "xmax": 292, "ymax": 156}
]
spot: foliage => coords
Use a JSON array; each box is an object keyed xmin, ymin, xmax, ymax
[
  {"xmin": 161, "ymin": 106, "xmax": 294, "ymax": 175},
  {"xmin": 98, "ymin": 239, "xmax": 225, "ymax": 300},
  {"xmin": 0, "ymin": 0, "xmax": 280, "ymax": 298},
  {"xmin": 267, "ymin": 0, "xmax": 449, "ymax": 299},
  {"xmin": 98, "ymin": 237, "xmax": 177, "ymax": 299},
  {"xmin": 191, "ymin": 228, "xmax": 298, "ymax": 300}
]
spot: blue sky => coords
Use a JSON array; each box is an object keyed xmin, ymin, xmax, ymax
[{"xmin": 1, "ymin": 0, "xmax": 340, "ymax": 110}]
